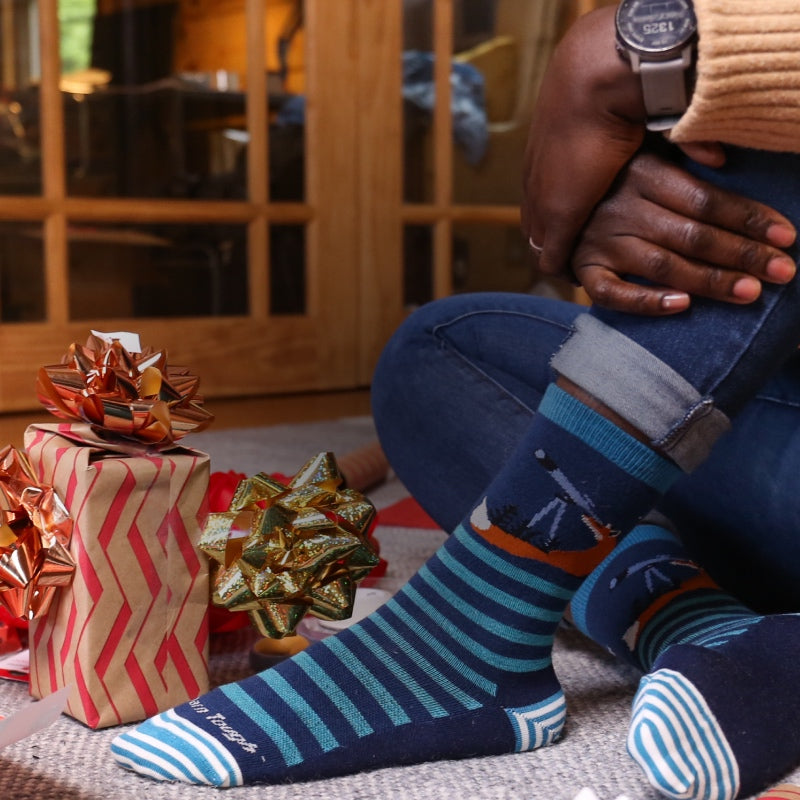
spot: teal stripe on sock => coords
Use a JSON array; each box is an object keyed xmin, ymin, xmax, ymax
[
  {"xmin": 654, "ymin": 593, "xmax": 751, "ymax": 623},
  {"xmin": 690, "ymin": 618, "xmax": 754, "ymax": 647},
  {"xmin": 258, "ymin": 671, "xmax": 339, "ymax": 752},
  {"xmin": 505, "ymin": 691, "xmax": 566, "ymax": 751},
  {"xmin": 437, "ymin": 543, "xmax": 565, "ymax": 623},
  {"xmin": 418, "ymin": 564, "xmax": 553, "ymax": 647},
  {"xmin": 539, "ymin": 384, "xmax": 681, "ymax": 490},
  {"xmin": 639, "ymin": 597, "xmax": 752, "ymax": 665},
  {"xmin": 368, "ymin": 613, "xmax": 483, "ymax": 710},
  {"xmin": 113, "ymin": 712, "xmax": 242, "ymax": 786},
  {"xmin": 403, "ymin": 583, "xmax": 552, "ymax": 672},
  {"xmin": 114, "ymin": 728, "xmax": 209, "ymax": 784},
  {"xmin": 221, "ymin": 683, "xmax": 303, "ymax": 767},
  {"xmin": 671, "ymin": 613, "xmax": 751, "ymax": 643},
  {"xmin": 385, "ymin": 598, "xmax": 497, "ymax": 695},
  {"xmin": 293, "ymin": 651, "xmax": 374, "ymax": 738},
  {"xmin": 160, "ymin": 710, "xmax": 242, "ymax": 781},
  {"xmin": 454, "ymin": 524, "xmax": 575, "ymax": 602},
  {"xmin": 325, "ymin": 637, "xmax": 413, "ymax": 726},
  {"xmin": 349, "ymin": 626, "xmax": 448, "ymax": 718}
]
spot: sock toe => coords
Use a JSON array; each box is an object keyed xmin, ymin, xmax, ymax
[
  {"xmin": 627, "ymin": 668, "xmax": 740, "ymax": 800},
  {"xmin": 111, "ymin": 710, "xmax": 243, "ymax": 787}
]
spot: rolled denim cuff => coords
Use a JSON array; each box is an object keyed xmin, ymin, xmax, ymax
[{"xmin": 550, "ymin": 314, "xmax": 730, "ymax": 472}]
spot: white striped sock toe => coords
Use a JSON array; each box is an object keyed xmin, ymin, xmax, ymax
[
  {"xmin": 627, "ymin": 669, "xmax": 740, "ymax": 800},
  {"xmin": 111, "ymin": 709, "xmax": 243, "ymax": 787}
]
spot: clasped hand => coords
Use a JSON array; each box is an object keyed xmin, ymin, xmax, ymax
[{"xmin": 521, "ymin": 7, "xmax": 796, "ymax": 315}]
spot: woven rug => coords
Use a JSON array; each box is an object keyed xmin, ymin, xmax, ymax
[{"xmin": 0, "ymin": 417, "xmax": 795, "ymax": 800}]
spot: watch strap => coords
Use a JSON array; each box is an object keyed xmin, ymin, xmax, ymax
[{"xmin": 637, "ymin": 48, "xmax": 695, "ymax": 131}]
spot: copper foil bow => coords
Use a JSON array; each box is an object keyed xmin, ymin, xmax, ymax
[
  {"xmin": 36, "ymin": 333, "xmax": 213, "ymax": 446},
  {"xmin": 0, "ymin": 446, "xmax": 75, "ymax": 620},
  {"xmin": 200, "ymin": 452, "xmax": 379, "ymax": 638}
]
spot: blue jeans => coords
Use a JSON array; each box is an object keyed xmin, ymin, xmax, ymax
[{"xmin": 372, "ymin": 149, "xmax": 800, "ymax": 613}]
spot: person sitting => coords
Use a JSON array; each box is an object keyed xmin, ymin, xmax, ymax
[{"xmin": 110, "ymin": 4, "xmax": 800, "ymax": 798}]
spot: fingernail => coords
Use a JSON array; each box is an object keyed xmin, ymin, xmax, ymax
[
  {"xmin": 767, "ymin": 223, "xmax": 797, "ymax": 248},
  {"xmin": 732, "ymin": 276, "xmax": 762, "ymax": 301},
  {"xmin": 660, "ymin": 293, "xmax": 690, "ymax": 311},
  {"xmin": 766, "ymin": 256, "xmax": 796, "ymax": 283}
]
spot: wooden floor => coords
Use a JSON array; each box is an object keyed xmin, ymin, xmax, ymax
[{"xmin": 0, "ymin": 389, "xmax": 373, "ymax": 450}]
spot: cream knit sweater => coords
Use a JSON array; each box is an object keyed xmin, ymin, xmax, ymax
[{"xmin": 670, "ymin": 0, "xmax": 800, "ymax": 151}]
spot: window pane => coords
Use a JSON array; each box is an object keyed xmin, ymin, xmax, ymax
[
  {"xmin": 62, "ymin": 0, "xmax": 249, "ymax": 199},
  {"xmin": 403, "ymin": 224, "xmax": 433, "ymax": 309},
  {"xmin": 451, "ymin": 0, "xmax": 564, "ymax": 205},
  {"xmin": 0, "ymin": 0, "xmax": 42, "ymax": 194},
  {"xmin": 267, "ymin": 0, "xmax": 305, "ymax": 201},
  {"xmin": 452, "ymin": 222, "xmax": 537, "ymax": 295},
  {"xmin": 269, "ymin": 223, "xmax": 305, "ymax": 315},
  {"xmin": 0, "ymin": 221, "xmax": 45, "ymax": 320},
  {"xmin": 269, "ymin": 115, "xmax": 304, "ymax": 202},
  {"xmin": 60, "ymin": 0, "xmax": 307, "ymax": 200},
  {"xmin": 451, "ymin": 222, "xmax": 572, "ymax": 300},
  {"xmin": 67, "ymin": 222, "xmax": 247, "ymax": 319},
  {"xmin": 402, "ymin": 0, "xmax": 433, "ymax": 204}
]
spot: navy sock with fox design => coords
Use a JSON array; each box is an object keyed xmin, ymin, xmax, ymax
[
  {"xmin": 571, "ymin": 521, "xmax": 800, "ymax": 800},
  {"xmin": 111, "ymin": 385, "xmax": 679, "ymax": 786}
]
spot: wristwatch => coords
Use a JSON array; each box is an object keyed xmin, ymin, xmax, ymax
[{"xmin": 615, "ymin": 0, "xmax": 698, "ymax": 132}]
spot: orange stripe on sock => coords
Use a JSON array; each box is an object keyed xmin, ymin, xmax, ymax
[
  {"xmin": 473, "ymin": 517, "xmax": 619, "ymax": 578},
  {"xmin": 634, "ymin": 573, "xmax": 722, "ymax": 636},
  {"xmin": 477, "ymin": 522, "xmax": 552, "ymax": 560}
]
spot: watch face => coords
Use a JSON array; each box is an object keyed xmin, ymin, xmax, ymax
[{"xmin": 617, "ymin": 0, "xmax": 697, "ymax": 55}]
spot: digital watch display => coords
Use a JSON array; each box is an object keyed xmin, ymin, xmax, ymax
[{"xmin": 617, "ymin": 0, "xmax": 697, "ymax": 56}]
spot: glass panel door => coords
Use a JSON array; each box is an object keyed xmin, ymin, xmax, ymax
[
  {"xmin": 0, "ymin": 0, "xmax": 42, "ymax": 194},
  {"xmin": 399, "ymin": 0, "xmax": 582, "ymax": 302},
  {"xmin": 0, "ymin": 0, "xmax": 370, "ymax": 411}
]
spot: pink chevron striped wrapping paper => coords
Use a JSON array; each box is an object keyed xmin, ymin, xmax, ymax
[{"xmin": 23, "ymin": 422, "xmax": 211, "ymax": 729}]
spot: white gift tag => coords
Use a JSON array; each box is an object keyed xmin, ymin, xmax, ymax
[
  {"xmin": 90, "ymin": 329, "xmax": 142, "ymax": 354},
  {"xmin": 298, "ymin": 588, "xmax": 393, "ymax": 640},
  {"xmin": 317, "ymin": 588, "xmax": 392, "ymax": 632},
  {"xmin": 572, "ymin": 790, "xmax": 631, "ymax": 800},
  {"xmin": 0, "ymin": 685, "xmax": 70, "ymax": 750}
]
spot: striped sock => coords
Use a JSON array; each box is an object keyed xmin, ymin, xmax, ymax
[
  {"xmin": 571, "ymin": 523, "xmax": 800, "ymax": 800},
  {"xmin": 111, "ymin": 385, "xmax": 679, "ymax": 786}
]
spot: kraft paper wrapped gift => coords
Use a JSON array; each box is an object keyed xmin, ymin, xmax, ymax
[{"xmin": 23, "ymin": 422, "xmax": 210, "ymax": 729}]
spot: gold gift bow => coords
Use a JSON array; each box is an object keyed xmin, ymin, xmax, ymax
[
  {"xmin": 200, "ymin": 452, "xmax": 379, "ymax": 638},
  {"xmin": 0, "ymin": 445, "xmax": 75, "ymax": 620},
  {"xmin": 36, "ymin": 332, "xmax": 213, "ymax": 445}
]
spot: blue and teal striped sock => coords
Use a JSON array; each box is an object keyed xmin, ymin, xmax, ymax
[
  {"xmin": 111, "ymin": 385, "xmax": 679, "ymax": 786},
  {"xmin": 571, "ymin": 522, "xmax": 800, "ymax": 800}
]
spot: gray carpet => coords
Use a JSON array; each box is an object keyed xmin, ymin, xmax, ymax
[{"xmin": 1, "ymin": 418, "xmax": 796, "ymax": 799}]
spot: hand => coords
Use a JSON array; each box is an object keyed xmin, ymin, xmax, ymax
[
  {"xmin": 521, "ymin": 6, "xmax": 728, "ymax": 281},
  {"xmin": 571, "ymin": 150, "xmax": 798, "ymax": 315},
  {"xmin": 521, "ymin": 6, "xmax": 646, "ymax": 281}
]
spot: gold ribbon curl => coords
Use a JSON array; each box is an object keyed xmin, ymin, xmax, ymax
[{"xmin": 200, "ymin": 452, "xmax": 379, "ymax": 638}]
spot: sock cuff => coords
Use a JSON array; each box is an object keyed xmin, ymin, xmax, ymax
[{"xmin": 539, "ymin": 385, "xmax": 682, "ymax": 492}]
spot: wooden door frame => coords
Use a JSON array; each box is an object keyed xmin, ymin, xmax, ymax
[
  {"xmin": 0, "ymin": 0, "xmax": 386, "ymax": 411},
  {"xmin": 0, "ymin": 0, "xmax": 596, "ymax": 411}
]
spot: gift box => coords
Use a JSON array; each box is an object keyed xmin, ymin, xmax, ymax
[{"xmin": 24, "ymin": 422, "xmax": 210, "ymax": 729}]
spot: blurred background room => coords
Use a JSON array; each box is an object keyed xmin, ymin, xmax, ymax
[{"xmin": 0, "ymin": 0, "xmax": 613, "ymax": 437}]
